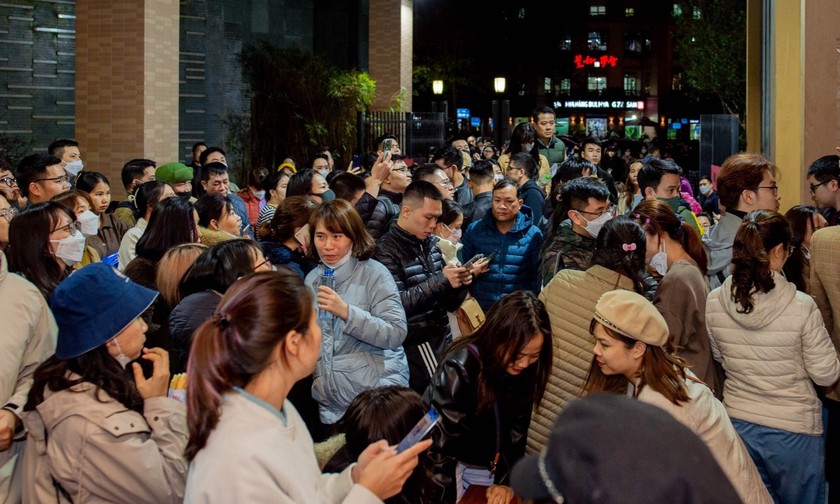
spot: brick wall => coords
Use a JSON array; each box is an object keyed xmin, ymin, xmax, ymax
[{"xmin": 368, "ymin": 0, "xmax": 412, "ymax": 111}]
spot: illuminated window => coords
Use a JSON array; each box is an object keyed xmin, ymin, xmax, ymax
[
  {"xmin": 587, "ymin": 32, "xmax": 607, "ymax": 51},
  {"xmin": 518, "ymin": 7, "xmax": 526, "ymax": 19},
  {"xmin": 692, "ymin": 6, "xmax": 702, "ymax": 19},
  {"xmin": 588, "ymin": 75, "xmax": 607, "ymax": 92},
  {"xmin": 625, "ymin": 7, "xmax": 635, "ymax": 16},
  {"xmin": 557, "ymin": 34, "xmax": 572, "ymax": 51},
  {"xmin": 560, "ymin": 78, "xmax": 571, "ymax": 95},
  {"xmin": 544, "ymin": 77, "xmax": 552, "ymax": 93},
  {"xmin": 673, "ymin": 4, "xmax": 683, "ymax": 17},
  {"xmin": 624, "ymin": 74, "xmax": 638, "ymax": 94},
  {"xmin": 590, "ymin": 5, "xmax": 606, "ymax": 16}
]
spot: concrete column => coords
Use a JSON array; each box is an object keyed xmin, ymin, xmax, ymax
[
  {"xmin": 75, "ymin": 0, "xmax": 179, "ymax": 196},
  {"xmin": 368, "ymin": 0, "xmax": 412, "ymax": 111},
  {"xmin": 747, "ymin": 0, "xmax": 840, "ymax": 209}
]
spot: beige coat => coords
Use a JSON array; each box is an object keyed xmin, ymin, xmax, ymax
[
  {"xmin": 21, "ymin": 379, "xmax": 188, "ymax": 503},
  {"xmin": 528, "ymin": 265, "xmax": 634, "ymax": 452},
  {"xmin": 810, "ymin": 226, "xmax": 840, "ymax": 401},
  {"xmin": 0, "ymin": 253, "xmax": 57, "ymax": 504},
  {"xmin": 637, "ymin": 374, "xmax": 772, "ymax": 504}
]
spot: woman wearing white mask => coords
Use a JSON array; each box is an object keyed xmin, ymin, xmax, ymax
[
  {"xmin": 6, "ymin": 202, "xmax": 85, "ymax": 300},
  {"xmin": 21, "ymin": 263, "xmax": 188, "ymax": 503},
  {"xmin": 630, "ymin": 199, "xmax": 721, "ymax": 399},
  {"xmin": 433, "ymin": 199, "xmax": 467, "ymax": 340},
  {"xmin": 51, "ymin": 189, "xmax": 105, "ymax": 266},
  {"xmin": 75, "ymin": 172, "xmax": 129, "ymax": 261},
  {"xmin": 304, "ymin": 199, "xmax": 408, "ymax": 425}
]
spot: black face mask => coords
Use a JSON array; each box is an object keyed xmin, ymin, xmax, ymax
[{"xmin": 177, "ymin": 191, "xmax": 192, "ymax": 200}]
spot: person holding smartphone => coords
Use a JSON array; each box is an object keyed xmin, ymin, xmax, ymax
[
  {"xmin": 184, "ymin": 271, "xmax": 428, "ymax": 502},
  {"xmin": 259, "ymin": 196, "xmax": 319, "ymax": 278},
  {"xmin": 424, "ymin": 291, "xmax": 552, "ymax": 504}
]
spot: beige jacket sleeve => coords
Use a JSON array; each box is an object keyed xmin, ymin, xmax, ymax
[
  {"xmin": 50, "ymin": 397, "xmax": 188, "ymax": 504},
  {"xmin": 801, "ymin": 300, "xmax": 840, "ymax": 387}
]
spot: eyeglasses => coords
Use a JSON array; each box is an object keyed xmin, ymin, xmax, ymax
[
  {"xmin": 0, "ymin": 207, "xmax": 18, "ymax": 222},
  {"xmin": 51, "ymin": 220, "xmax": 82, "ymax": 236},
  {"xmin": 35, "ymin": 175, "xmax": 69, "ymax": 185},
  {"xmin": 0, "ymin": 177, "xmax": 16, "ymax": 188},
  {"xmin": 391, "ymin": 166, "xmax": 409, "ymax": 174},
  {"xmin": 809, "ymin": 180, "xmax": 833, "ymax": 193},
  {"xmin": 755, "ymin": 185, "xmax": 779, "ymax": 195},
  {"xmin": 576, "ymin": 205, "xmax": 615, "ymax": 219}
]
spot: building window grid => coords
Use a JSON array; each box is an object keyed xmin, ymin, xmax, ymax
[
  {"xmin": 588, "ymin": 31, "xmax": 607, "ymax": 52},
  {"xmin": 625, "ymin": 7, "xmax": 635, "ymax": 17},
  {"xmin": 590, "ymin": 5, "xmax": 606, "ymax": 16},
  {"xmin": 588, "ymin": 75, "xmax": 607, "ymax": 94}
]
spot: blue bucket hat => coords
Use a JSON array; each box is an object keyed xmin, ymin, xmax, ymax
[{"xmin": 50, "ymin": 263, "xmax": 158, "ymax": 359}]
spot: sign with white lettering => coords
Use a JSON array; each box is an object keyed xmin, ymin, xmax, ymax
[{"xmin": 553, "ymin": 100, "xmax": 645, "ymax": 110}]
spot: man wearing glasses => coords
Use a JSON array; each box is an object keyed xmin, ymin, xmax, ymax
[
  {"xmin": 0, "ymin": 161, "xmax": 21, "ymax": 207},
  {"xmin": 15, "ymin": 154, "xmax": 69, "ymax": 205},
  {"xmin": 806, "ymin": 154, "xmax": 840, "ymax": 226},
  {"xmin": 703, "ymin": 153, "xmax": 780, "ymax": 289}
]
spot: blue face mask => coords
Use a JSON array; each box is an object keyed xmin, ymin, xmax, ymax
[{"xmin": 699, "ymin": 185, "xmax": 711, "ymax": 195}]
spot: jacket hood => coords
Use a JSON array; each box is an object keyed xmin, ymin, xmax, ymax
[
  {"xmin": 481, "ymin": 203, "xmax": 535, "ymax": 233},
  {"xmin": 715, "ymin": 272, "xmax": 797, "ymax": 329}
]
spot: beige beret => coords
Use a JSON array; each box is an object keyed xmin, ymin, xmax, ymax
[{"xmin": 594, "ymin": 290, "xmax": 669, "ymax": 347}]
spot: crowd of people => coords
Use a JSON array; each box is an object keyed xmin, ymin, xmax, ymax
[{"xmin": 2, "ymin": 109, "xmax": 840, "ymax": 504}]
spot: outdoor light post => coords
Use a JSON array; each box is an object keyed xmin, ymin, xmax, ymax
[{"xmin": 492, "ymin": 77, "xmax": 509, "ymax": 148}]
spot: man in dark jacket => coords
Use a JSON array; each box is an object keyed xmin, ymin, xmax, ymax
[
  {"xmin": 365, "ymin": 156, "xmax": 411, "ymax": 240},
  {"xmin": 461, "ymin": 179, "xmax": 543, "ymax": 311},
  {"xmin": 434, "ymin": 146, "xmax": 472, "ymax": 207},
  {"xmin": 375, "ymin": 181, "xmax": 470, "ymax": 393},
  {"xmin": 506, "ymin": 152, "xmax": 546, "ymax": 218},
  {"xmin": 463, "ymin": 160, "xmax": 495, "ymax": 229}
]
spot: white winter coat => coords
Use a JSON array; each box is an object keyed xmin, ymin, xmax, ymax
[{"xmin": 705, "ymin": 273, "xmax": 840, "ymax": 435}]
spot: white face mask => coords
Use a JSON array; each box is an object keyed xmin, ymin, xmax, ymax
[
  {"xmin": 448, "ymin": 228, "xmax": 462, "ymax": 244},
  {"xmin": 494, "ymin": 173, "xmax": 504, "ymax": 183},
  {"xmin": 650, "ymin": 240, "xmax": 669, "ymax": 276},
  {"xmin": 581, "ymin": 211, "xmax": 612, "ymax": 239},
  {"xmin": 64, "ymin": 160, "xmax": 84, "ymax": 177},
  {"xmin": 323, "ymin": 250, "xmax": 352, "ymax": 269},
  {"xmin": 253, "ymin": 190, "xmax": 266, "ymax": 200},
  {"xmin": 112, "ymin": 337, "xmax": 133, "ymax": 369},
  {"xmin": 50, "ymin": 231, "xmax": 86, "ymax": 266},
  {"xmin": 521, "ymin": 143, "xmax": 535, "ymax": 153},
  {"xmin": 77, "ymin": 210, "xmax": 99, "ymax": 236}
]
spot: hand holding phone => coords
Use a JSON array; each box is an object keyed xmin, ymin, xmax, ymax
[
  {"xmin": 461, "ymin": 254, "xmax": 484, "ymax": 269},
  {"xmin": 396, "ymin": 408, "xmax": 440, "ymax": 453}
]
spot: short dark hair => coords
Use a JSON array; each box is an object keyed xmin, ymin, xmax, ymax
[
  {"xmin": 16, "ymin": 154, "xmax": 63, "ymax": 197},
  {"xmin": 200, "ymin": 162, "xmax": 229, "ymax": 182},
  {"xmin": 194, "ymin": 194, "xmax": 234, "ymax": 227},
  {"xmin": 75, "ymin": 171, "xmax": 111, "ymax": 193},
  {"xmin": 531, "ymin": 106, "xmax": 556, "ymax": 122},
  {"xmin": 199, "ymin": 147, "xmax": 226, "ymax": 167},
  {"xmin": 806, "ymin": 155, "xmax": 840, "ymax": 183},
  {"xmin": 48, "ymin": 139, "xmax": 78, "ymax": 158},
  {"xmin": 191, "ymin": 142, "xmax": 207, "ymax": 155},
  {"xmin": 433, "ymin": 146, "xmax": 463, "ymax": 171},
  {"xmin": 308, "ymin": 153, "xmax": 330, "ymax": 169},
  {"xmin": 286, "ymin": 169, "xmax": 318, "ymax": 199},
  {"xmin": 412, "ymin": 164, "xmax": 447, "ymax": 183},
  {"xmin": 493, "ymin": 178, "xmax": 522, "ymax": 198},
  {"xmin": 510, "ymin": 152, "xmax": 538, "ymax": 180},
  {"xmin": 329, "ymin": 172, "xmax": 366, "ymax": 202},
  {"xmin": 402, "ymin": 180, "xmax": 443, "ymax": 208},
  {"xmin": 561, "ymin": 177, "xmax": 610, "ymax": 213},
  {"xmin": 374, "ymin": 133, "xmax": 397, "ymax": 151},
  {"xmin": 121, "ymin": 158, "xmax": 157, "ymax": 191},
  {"xmin": 361, "ymin": 152, "xmax": 379, "ymax": 172},
  {"xmin": 469, "ymin": 160, "xmax": 495, "ymax": 185},
  {"xmin": 637, "ymin": 158, "xmax": 682, "ymax": 194},
  {"xmin": 581, "ymin": 137, "xmax": 601, "ymax": 152},
  {"xmin": 439, "ymin": 199, "xmax": 464, "ymax": 227},
  {"xmin": 179, "ymin": 239, "xmax": 264, "ymax": 297}
]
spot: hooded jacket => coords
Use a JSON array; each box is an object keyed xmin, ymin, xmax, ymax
[
  {"xmin": 703, "ymin": 212, "xmax": 743, "ymax": 289},
  {"xmin": 21, "ymin": 379, "xmax": 187, "ymax": 503},
  {"xmin": 304, "ymin": 257, "xmax": 408, "ymax": 424},
  {"xmin": 461, "ymin": 205, "xmax": 543, "ymax": 311},
  {"xmin": 705, "ymin": 274, "xmax": 840, "ymax": 435}
]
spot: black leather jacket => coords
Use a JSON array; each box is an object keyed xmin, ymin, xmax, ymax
[
  {"xmin": 374, "ymin": 224, "xmax": 466, "ymax": 348},
  {"xmin": 423, "ymin": 346, "xmax": 533, "ymax": 503}
]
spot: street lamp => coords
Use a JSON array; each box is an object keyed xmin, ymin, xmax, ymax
[
  {"xmin": 494, "ymin": 77, "xmax": 506, "ymax": 94},
  {"xmin": 432, "ymin": 80, "xmax": 443, "ymax": 95}
]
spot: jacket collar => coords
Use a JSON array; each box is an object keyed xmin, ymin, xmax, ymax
[
  {"xmin": 379, "ymin": 188, "xmax": 403, "ymax": 204},
  {"xmin": 315, "ymin": 255, "xmax": 360, "ymax": 285},
  {"xmin": 393, "ymin": 223, "xmax": 436, "ymax": 248},
  {"xmin": 481, "ymin": 204, "xmax": 534, "ymax": 234}
]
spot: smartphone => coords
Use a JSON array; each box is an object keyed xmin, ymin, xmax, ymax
[
  {"xmin": 396, "ymin": 407, "xmax": 440, "ymax": 453},
  {"xmin": 484, "ymin": 251, "xmax": 497, "ymax": 263},
  {"xmin": 461, "ymin": 253, "xmax": 484, "ymax": 269},
  {"xmin": 352, "ymin": 154, "xmax": 362, "ymax": 168},
  {"xmin": 294, "ymin": 224, "xmax": 310, "ymax": 249},
  {"xmin": 382, "ymin": 139, "xmax": 393, "ymax": 163}
]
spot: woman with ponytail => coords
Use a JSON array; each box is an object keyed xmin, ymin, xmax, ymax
[
  {"xmin": 705, "ymin": 210, "xmax": 840, "ymax": 504},
  {"xmin": 630, "ymin": 199, "xmax": 721, "ymax": 398},
  {"xmin": 117, "ymin": 180, "xmax": 175, "ymax": 270},
  {"xmin": 528, "ymin": 216, "xmax": 652, "ymax": 452},
  {"xmin": 183, "ymin": 271, "xmax": 430, "ymax": 503}
]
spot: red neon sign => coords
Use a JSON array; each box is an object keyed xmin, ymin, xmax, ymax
[{"xmin": 574, "ymin": 54, "xmax": 619, "ymax": 69}]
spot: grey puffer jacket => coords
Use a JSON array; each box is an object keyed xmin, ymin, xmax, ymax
[{"xmin": 305, "ymin": 257, "xmax": 409, "ymax": 424}]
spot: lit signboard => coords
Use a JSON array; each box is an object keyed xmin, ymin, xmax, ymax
[
  {"xmin": 456, "ymin": 108, "xmax": 470, "ymax": 119},
  {"xmin": 574, "ymin": 54, "xmax": 619, "ymax": 69},
  {"xmin": 470, "ymin": 117, "xmax": 481, "ymax": 127},
  {"xmin": 553, "ymin": 100, "xmax": 645, "ymax": 110}
]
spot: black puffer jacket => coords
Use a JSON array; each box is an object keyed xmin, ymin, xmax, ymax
[
  {"xmin": 423, "ymin": 346, "xmax": 533, "ymax": 503},
  {"xmin": 168, "ymin": 290, "xmax": 221, "ymax": 374},
  {"xmin": 362, "ymin": 190, "xmax": 400, "ymax": 240}
]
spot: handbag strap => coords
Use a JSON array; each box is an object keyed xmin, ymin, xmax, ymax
[{"xmin": 465, "ymin": 344, "xmax": 501, "ymax": 475}]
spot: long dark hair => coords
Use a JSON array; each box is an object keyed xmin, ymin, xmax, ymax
[
  {"xmin": 185, "ymin": 270, "xmax": 314, "ymax": 460},
  {"xmin": 6, "ymin": 202, "xmax": 74, "ymax": 299},
  {"xmin": 135, "ymin": 196, "xmax": 198, "ymax": 262},
  {"xmin": 26, "ymin": 345, "xmax": 144, "ymax": 414},
  {"xmin": 132, "ymin": 180, "xmax": 169, "ymax": 221},
  {"xmin": 582, "ymin": 320, "xmax": 690, "ymax": 405},
  {"xmin": 444, "ymin": 290, "xmax": 552, "ymax": 413},
  {"xmin": 623, "ymin": 160, "xmax": 643, "ymax": 211},
  {"xmin": 324, "ymin": 387, "xmax": 430, "ymax": 504},
  {"xmin": 194, "ymin": 194, "xmax": 234, "ymax": 228},
  {"xmin": 286, "ymin": 169, "xmax": 318, "ymax": 199},
  {"xmin": 179, "ymin": 239, "xmax": 264, "ymax": 298},
  {"xmin": 262, "ymin": 195, "xmax": 318, "ymax": 243},
  {"xmin": 589, "ymin": 216, "xmax": 648, "ymax": 294},
  {"xmin": 730, "ymin": 210, "xmax": 791, "ymax": 313},
  {"xmin": 783, "ymin": 205, "xmax": 820, "ymax": 292},
  {"xmin": 631, "ymin": 199, "xmax": 708, "ymax": 275},
  {"xmin": 506, "ymin": 122, "xmax": 541, "ymax": 167}
]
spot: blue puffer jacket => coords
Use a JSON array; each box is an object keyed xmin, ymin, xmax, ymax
[
  {"xmin": 304, "ymin": 256, "xmax": 409, "ymax": 424},
  {"xmin": 461, "ymin": 206, "xmax": 544, "ymax": 311}
]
